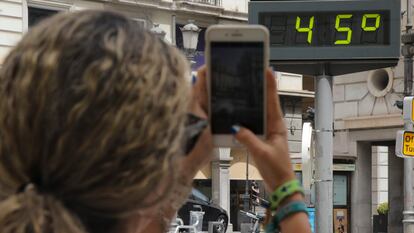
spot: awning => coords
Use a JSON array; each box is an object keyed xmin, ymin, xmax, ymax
[{"xmin": 279, "ymin": 90, "xmax": 315, "ymax": 98}]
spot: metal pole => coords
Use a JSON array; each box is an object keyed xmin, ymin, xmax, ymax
[
  {"xmin": 403, "ymin": 122, "xmax": 414, "ymax": 233},
  {"xmin": 404, "ymin": 56, "xmax": 413, "ymax": 96},
  {"xmin": 407, "ymin": 0, "xmax": 413, "ymax": 32},
  {"xmin": 404, "ymin": 0, "xmax": 413, "ymax": 97},
  {"xmin": 172, "ymin": 14, "xmax": 176, "ymax": 46},
  {"xmin": 171, "ymin": 1, "xmax": 177, "ymax": 46},
  {"xmin": 244, "ymin": 151, "xmax": 250, "ymax": 211},
  {"xmin": 314, "ymin": 71, "xmax": 333, "ymax": 233},
  {"xmin": 403, "ymin": 0, "xmax": 414, "ymax": 230}
]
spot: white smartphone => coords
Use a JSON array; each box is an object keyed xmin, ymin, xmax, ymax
[{"xmin": 205, "ymin": 25, "xmax": 269, "ymax": 147}]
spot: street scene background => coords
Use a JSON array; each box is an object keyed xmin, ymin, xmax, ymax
[{"xmin": 0, "ymin": 0, "xmax": 411, "ymax": 232}]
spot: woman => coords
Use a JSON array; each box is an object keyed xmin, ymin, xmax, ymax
[{"xmin": 0, "ymin": 10, "xmax": 311, "ymax": 233}]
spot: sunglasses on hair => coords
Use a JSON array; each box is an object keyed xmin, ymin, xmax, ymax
[{"xmin": 183, "ymin": 113, "xmax": 208, "ymax": 155}]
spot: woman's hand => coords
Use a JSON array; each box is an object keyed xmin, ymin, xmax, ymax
[
  {"xmin": 233, "ymin": 69, "xmax": 311, "ymax": 233},
  {"xmin": 179, "ymin": 67, "xmax": 213, "ymax": 183},
  {"xmin": 233, "ymin": 68, "xmax": 296, "ymax": 191},
  {"xmin": 181, "ymin": 67, "xmax": 296, "ymax": 191}
]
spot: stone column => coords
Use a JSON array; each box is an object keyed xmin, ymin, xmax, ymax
[
  {"xmin": 351, "ymin": 141, "xmax": 372, "ymax": 233},
  {"xmin": 212, "ymin": 148, "xmax": 233, "ymax": 232},
  {"xmin": 371, "ymin": 146, "xmax": 389, "ymax": 214},
  {"xmin": 388, "ymin": 145, "xmax": 404, "ymax": 233}
]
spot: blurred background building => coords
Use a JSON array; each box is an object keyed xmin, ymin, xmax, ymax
[
  {"xmin": 3, "ymin": 0, "xmax": 414, "ymax": 232},
  {"xmin": 0, "ymin": 0, "xmax": 315, "ymax": 232}
]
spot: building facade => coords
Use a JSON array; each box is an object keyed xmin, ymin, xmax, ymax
[
  {"xmin": 4, "ymin": 0, "xmax": 405, "ymax": 232},
  {"xmin": 0, "ymin": 0, "xmax": 316, "ymax": 232},
  {"xmin": 331, "ymin": 0, "xmax": 408, "ymax": 231}
]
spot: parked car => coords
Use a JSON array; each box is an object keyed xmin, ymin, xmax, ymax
[{"xmin": 178, "ymin": 188, "xmax": 229, "ymax": 232}]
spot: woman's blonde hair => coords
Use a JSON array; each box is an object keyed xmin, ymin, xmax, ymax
[{"xmin": 0, "ymin": 10, "xmax": 190, "ymax": 233}]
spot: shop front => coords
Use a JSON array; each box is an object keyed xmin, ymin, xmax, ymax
[{"xmin": 294, "ymin": 163, "xmax": 354, "ymax": 233}]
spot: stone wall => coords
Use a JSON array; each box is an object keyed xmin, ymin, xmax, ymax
[
  {"xmin": 333, "ymin": 60, "xmax": 405, "ymax": 158},
  {"xmin": 281, "ymin": 95, "xmax": 303, "ymax": 161},
  {"xmin": 333, "ymin": 63, "xmax": 404, "ymax": 124},
  {"xmin": 222, "ymin": 0, "xmax": 248, "ymax": 13}
]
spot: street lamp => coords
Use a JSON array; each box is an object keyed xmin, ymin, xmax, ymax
[
  {"xmin": 180, "ymin": 20, "xmax": 201, "ymax": 62},
  {"xmin": 150, "ymin": 23, "xmax": 166, "ymax": 40}
]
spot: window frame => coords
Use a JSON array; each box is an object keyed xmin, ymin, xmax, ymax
[{"xmin": 24, "ymin": 0, "xmax": 70, "ymax": 31}]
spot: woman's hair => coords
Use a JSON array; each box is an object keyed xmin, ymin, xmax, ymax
[{"xmin": 0, "ymin": 10, "xmax": 190, "ymax": 233}]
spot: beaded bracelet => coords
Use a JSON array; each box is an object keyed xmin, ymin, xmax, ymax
[
  {"xmin": 270, "ymin": 179, "xmax": 304, "ymax": 210},
  {"xmin": 265, "ymin": 201, "xmax": 309, "ymax": 233}
]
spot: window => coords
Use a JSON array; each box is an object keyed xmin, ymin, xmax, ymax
[
  {"xmin": 28, "ymin": 7, "xmax": 58, "ymax": 27},
  {"xmin": 193, "ymin": 179, "xmax": 212, "ymax": 200},
  {"xmin": 131, "ymin": 18, "xmax": 146, "ymax": 28},
  {"xmin": 333, "ymin": 174, "xmax": 348, "ymax": 206},
  {"xmin": 296, "ymin": 171, "xmax": 349, "ymax": 207},
  {"xmin": 191, "ymin": 188, "xmax": 210, "ymax": 203}
]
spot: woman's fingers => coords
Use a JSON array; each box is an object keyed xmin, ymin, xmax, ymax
[
  {"xmin": 182, "ymin": 125, "xmax": 213, "ymax": 176},
  {"xmin": 266, "ymin": 68, "xmax": 288, "ymax": 137},
  {"xmin": 184, "ymin": 66, "xmax": 213, "ymax": 179},
  {"xmin": 233, "ymin": 126, "xmax": 269, "ymax": 157}
]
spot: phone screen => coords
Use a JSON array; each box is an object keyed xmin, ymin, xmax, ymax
[{"xmin": 210, "ymin": 42, "xmax": 264, "ymax": 134}]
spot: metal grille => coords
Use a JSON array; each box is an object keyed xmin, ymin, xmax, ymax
[{"xmin": 188, "ymin": 0, "xmax": 221, "ymax": 6}]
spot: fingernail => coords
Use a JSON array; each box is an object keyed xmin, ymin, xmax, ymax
[
  {"xmin": 231, "ymin": 125, "xmax": 241, "ymax": 134},
  {"xmin": 192, "ymin": 75, "xmax": 197, "ymax": 85},
  {"xmin": 270, "ymin": 66, "xmax": 274, "ymax": 73}
]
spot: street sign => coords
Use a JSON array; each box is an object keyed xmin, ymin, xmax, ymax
[
  {"xmin": 396, "ymin": 98, "xmax": 414, "ymax": 158},
  {"xmin": 249, "ymin": 0, "xmax": 400, "ymax": 75},
  {"xmin": 403, "ymin": 97, "xmax": 414, "ymax": 124},
  {"xmin": 396, "ymin": 130, "xmax": 414, "ymax": 158}
]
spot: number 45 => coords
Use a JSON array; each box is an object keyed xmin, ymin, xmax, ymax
[{"xmin": 295, "ymin": 14, "xmax": 381, "ymax": 45}]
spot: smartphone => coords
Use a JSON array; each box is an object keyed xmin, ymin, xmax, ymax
[{"xmin": 205, "ymin": 25, "xmax": 269, "ymax": 147}]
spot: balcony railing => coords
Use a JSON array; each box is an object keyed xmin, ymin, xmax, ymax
[{"xmin": 186, "ymin": 0, "xmax": 221, "ymax": 6}]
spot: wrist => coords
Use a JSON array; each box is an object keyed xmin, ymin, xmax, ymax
[
  {"xmin": 267, "ymin": 172, "xmax": 296, "ymax": 192},
  {"xmin": 277, "ymin": 193, "xmax": 304, "ymax": 210},
  {"xmin": 266, "ymin": 200, "xmax": 309, "ymax": 233},
  {"xmin": 269, "ymin": 179, "xmax": 304, "ymax": 211}
]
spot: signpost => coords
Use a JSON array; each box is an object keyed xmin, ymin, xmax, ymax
[
  {"xmin": 396, "ymin": 96, "xmax": 414, "ymax": 232},
  {"xmin": 249, "ymin": 1, "xmax": 400, "ymax": 233},
  {"xmin": 396, "ymin": 131, "xmax": 414, "ymax": 157},
  {"xmin": 397, "ymin": 97, "xmax": 414, "ymax": 158},
  {"xmin": 403, "ymin": 131, "xmax": 414, "ymax": 156},
  {"xmin": 403, "ymin": 96, "xmax": 414, "ymax": 124}
]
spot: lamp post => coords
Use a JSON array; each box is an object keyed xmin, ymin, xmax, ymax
[
  {"xmin": 180, "ymin": 20, "xmax": 201, "ymax": 65},
  {"xmin": 150, "ymin": 23, "xmax": 166, "ymax": 40}
]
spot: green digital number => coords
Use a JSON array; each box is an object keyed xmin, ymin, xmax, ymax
[
  {"xmin": 362, "ymin": 14, "xmax": 381, "ymax": 31},
  {"xmin": 296, "ymin": 16, "xmax": 314, "ymax": 44},
  {"xmin": 335, "ymin": 14, "xmax": 353, "ymax": 45}
]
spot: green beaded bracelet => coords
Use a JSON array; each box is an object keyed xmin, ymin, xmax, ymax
[
  {"xmin": 270, "ymin": 179, "xmax": 304, "ymax": 210},
  {"xmin": 265, "ymin": 201, "xmax": 309, "ymax": 233}
]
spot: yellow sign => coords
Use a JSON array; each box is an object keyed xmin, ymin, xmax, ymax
[{"xmin": 403, "ymin": 131, "xmax": 414, "ymax": 156}]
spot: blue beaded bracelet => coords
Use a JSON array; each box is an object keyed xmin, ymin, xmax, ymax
[{"xmin": 265, "ymin": 201, "xmax": 309, "ymax": 233}]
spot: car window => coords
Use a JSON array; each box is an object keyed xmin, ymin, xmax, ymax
[{"xmin": 192, "ymin": 188, "xmax": 210, "ymax": 203}]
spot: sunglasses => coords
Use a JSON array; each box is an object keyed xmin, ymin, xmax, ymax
[{"xmin": 183, "ymin": 113, "xmax": 208, "ymax": 154}]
